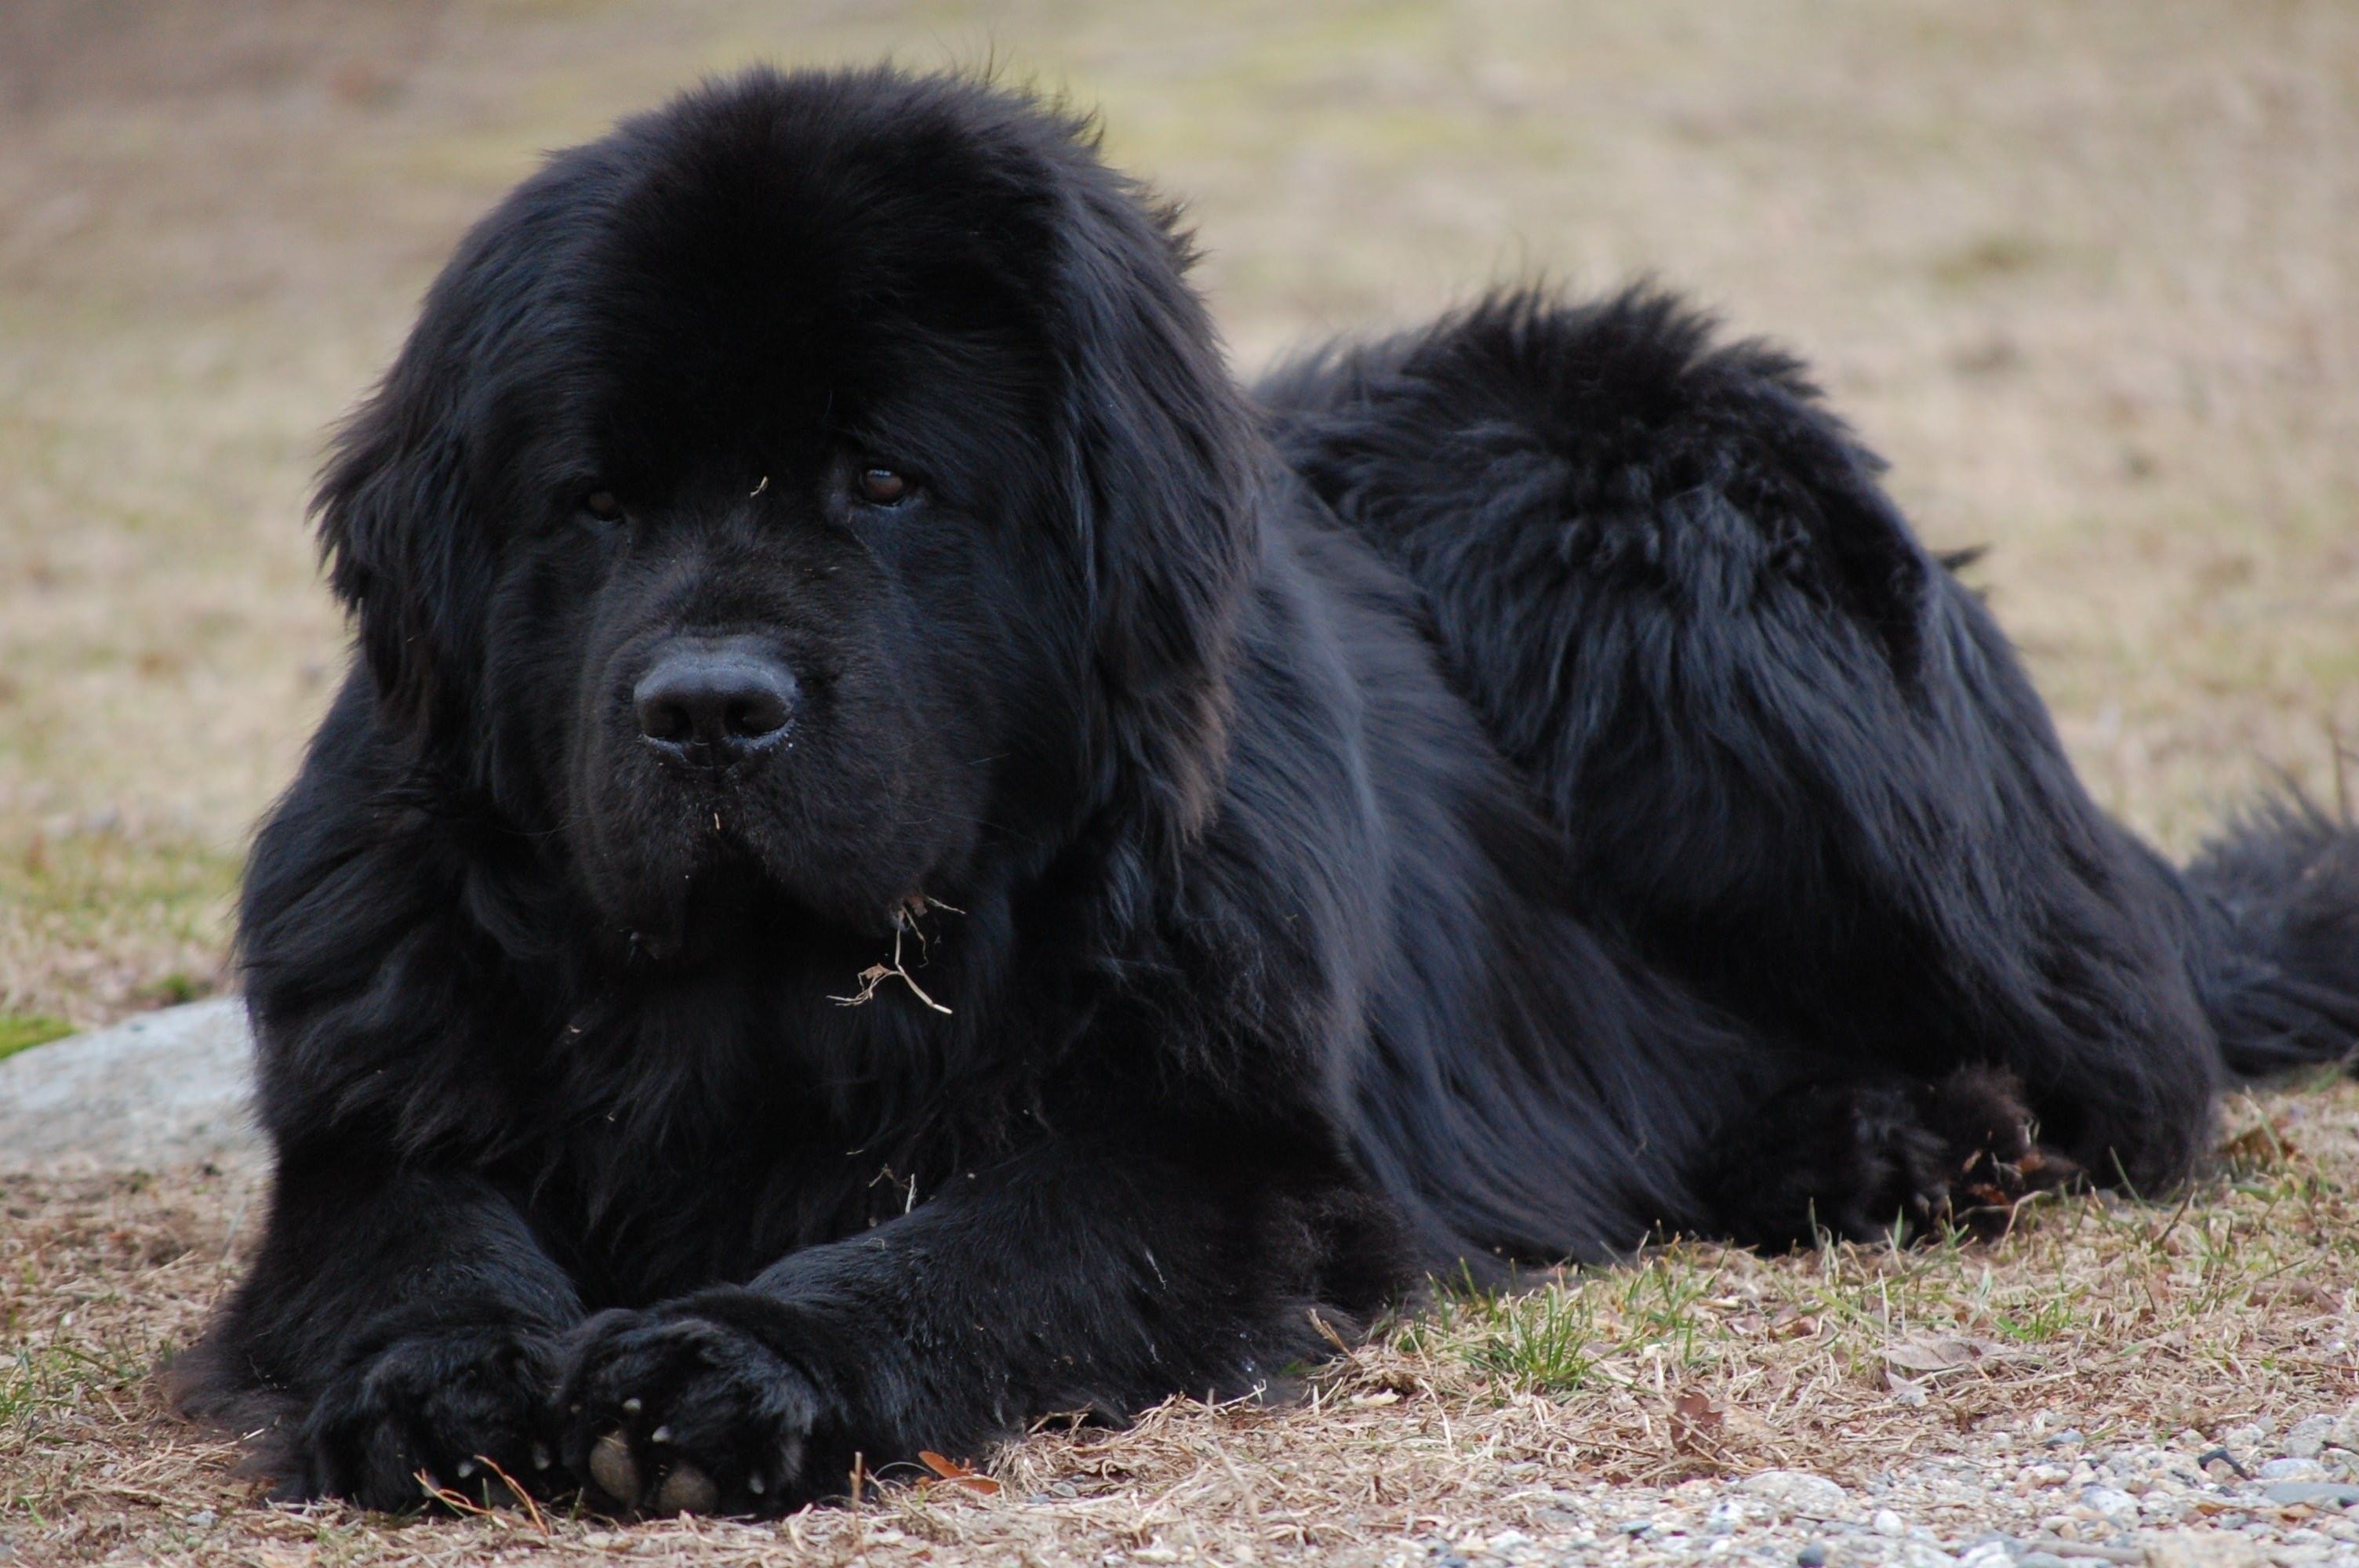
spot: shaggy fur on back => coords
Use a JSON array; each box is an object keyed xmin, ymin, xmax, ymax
[{"xmin": 176, "ymin": 67, "xmax": 2359, "ymax": 1517}]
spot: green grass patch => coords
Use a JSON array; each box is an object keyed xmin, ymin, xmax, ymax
[
  {"xmin": 0, "ymin": 1012, "xmax": 72, "ymax": 1062},
  {"xmin": 1402, "ymin": 1252, "xmax": 1732, "ymax": 1395},
  {"xmin": 0, "ymin": 1335, "xmax": 147, "ymax": 1429}
]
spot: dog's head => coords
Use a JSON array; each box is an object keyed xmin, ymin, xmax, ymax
[{"xmin": 316, "ymin": 68, "xmax": 1258, "ymax": 950}]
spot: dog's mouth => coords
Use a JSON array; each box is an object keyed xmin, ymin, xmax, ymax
[
  {"xmin": 617, "ymin": 846, "xmax": 763, "ymax": 964},
  {"xmin": 587, "ymin": 787, "xmax": 934, "ymax": 967}
]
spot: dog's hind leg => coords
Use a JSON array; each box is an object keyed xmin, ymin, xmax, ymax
[
  {"xmin": 1694, "ymin": 1062, "xmax": 2088, "ymax": 1249},
  {"xmin": 1264, "ymin": 287, "xmax": 2221, "ymax": 1200}
]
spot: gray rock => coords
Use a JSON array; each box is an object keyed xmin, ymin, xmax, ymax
[
  {"xmin": 2081, "ymin": 1483, "xmax": 2139, "ymax": 1519},
  {"xmin": 2259, "ymin": 1480, "xmax": 2359, "ymax": 1509},
  {"xmin": 1741, "ymin": 1469, "xmax": 1848, "ymax": 1518},
  {"xmin": 1828, "ymin": 1542, "xmax": 1957, "ymax": 1568},
  {"xmin": 2284, "ymin": 1414, "xmax": 2335, "ymax": 1460},
  {"xmin": 1889, "ymin": 1547, "xmax": 1957, "ymax": 1568},
  {"xmin": 2258, "ymin": 1457, "xmax": 2328, "ymax": 1482},
  {"xmin": 2143, "ymin": 1534, "xmax": 2266, "ymax": 1568},
  {"xmin": 0, "ymin": 999, "xmax": 259, "ymax": 1172}
]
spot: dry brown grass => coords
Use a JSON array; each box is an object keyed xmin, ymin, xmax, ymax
[
  {"xmin": 4, "ymin": 2, "xmax": 2358, "ymax": 1563},
  {"xmin": 6, "ymin": 1088, "xmax": 2357, "ymax": 1565}
]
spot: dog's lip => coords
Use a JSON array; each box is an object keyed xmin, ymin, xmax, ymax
[
  {"xmin": 638, "ymin": 723, "xmax": 796, "ymax": 768},
  {"xmin": 613, "ymin": 880, "xmax": 913, "ymax": 971}
]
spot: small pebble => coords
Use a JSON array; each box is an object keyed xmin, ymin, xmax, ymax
[
  {"xmin": 1873, "ymin": 1508, "xmax": 1906, "ymax": 1536},
  {"xmin": 2260, "ymin": 1481, "xmax": 2359, "ymax": 1510},
  {"xmin": 2081, "ymin": 1484, "xmax": 2139, "ymax": 1519},
  {"xmin": 2285, "ymin": 1414, "xmax": 2336, "ymax": 1460},
  {"xmin": 2041, "ymin": 1429, "xmax": 2085, "ymax": 1448},
  {"xmin": 1891, "ymin": 1545, "xmax": 1960, "ymax": 1568},
  {"xmin": 2258, "ymin": 1457, "xmax": 2327, "ymax": 1482},
  {"xmin": 1796, "ymin": 1544, "xmax": 1828, "ymax": 1568},
  {"xmin": 1743, "ymin": 1470, "xmax": 1848, "ymax": 1517}
]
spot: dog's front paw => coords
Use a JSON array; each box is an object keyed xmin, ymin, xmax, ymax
[
  {"xmin": 555, "ymin": 1297, "xmax": 823, "ymax": 1517},
  {"xmin": 286, "ymin": 1323, "xmax": 559, "ymax": 1512}
]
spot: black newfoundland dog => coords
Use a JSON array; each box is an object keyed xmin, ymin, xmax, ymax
[{"xmin": 180, "ymin": 66, "xmax": 2359, "ymax": 1515}]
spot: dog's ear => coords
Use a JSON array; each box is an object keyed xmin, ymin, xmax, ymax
[
  {"xmin": 313, "ymin": 361, "xmax": 488, "ymax": 753},
  {"xmin": 311, "ymin": 165, "xmax": 573, "ymax": 760},
  {"xmin": 1052, "ymin": 169, "xmax": 1262, "ymax": 866}
]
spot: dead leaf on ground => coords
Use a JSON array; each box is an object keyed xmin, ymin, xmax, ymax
[
  {"xmin": 1880, "ymin": 1334, "xmax": 2016, "ymax": 1377},
  {"xmin": 1670, "ymin": 1390, "xmax": 1726, "ymax": 1457},
  {"xmin": 918, "ymin": 1450, "xmax": 1002, "ymax": 1497}
]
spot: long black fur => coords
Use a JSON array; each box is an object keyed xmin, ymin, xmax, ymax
[{"xmin": 175, "ymin": 66, "xmax": 2359, "ymax": 1516}]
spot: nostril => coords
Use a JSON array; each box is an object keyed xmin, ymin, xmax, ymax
[
  {"xmin": 725, "ymin": 691, "xmax": 790, "ymax": 740},
  {"xmin": 640, "ymin": 697, "xmax": 696, "ymax": 744}
]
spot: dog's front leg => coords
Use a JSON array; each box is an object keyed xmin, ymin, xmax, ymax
[
  {"xmin": 185, "ymin": 1157, "xmax": 585, "ymax": 1511},
  {"xmin": 554, "ymin": 1130, "xmax": 1398, "ymax": 1515}
]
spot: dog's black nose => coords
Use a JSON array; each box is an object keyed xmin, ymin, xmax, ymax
[{"xmin": 634, "ymin": 639, "xmax": 799, "ymax": 764}]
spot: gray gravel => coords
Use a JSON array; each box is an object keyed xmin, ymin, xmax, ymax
[{"xmin": 1377, "ymin": 1410, "xmax": 2359, "ymax": 1566}]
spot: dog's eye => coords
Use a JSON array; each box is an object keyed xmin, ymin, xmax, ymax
[
  {"xmin": 856, "ymin": 467, "xmax": 912, "ymax": 506},
  {"xmin": 581, "ymin": 489, "xmax": 624, "ymax": 524}
]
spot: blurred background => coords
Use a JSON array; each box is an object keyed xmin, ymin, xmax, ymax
[{"xmin": 2, "ymin": 0, "xmax": 2354, "ymax": 1039}]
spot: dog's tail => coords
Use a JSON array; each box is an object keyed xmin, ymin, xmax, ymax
[{"xmin": 2184, "ymin": 794, "xmax": 2359, "ymax": 1079}]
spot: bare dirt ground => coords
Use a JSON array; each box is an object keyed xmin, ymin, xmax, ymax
[{"xmin": 2, "ymin": 2, "xmax": 2357, "ymax": 1563}]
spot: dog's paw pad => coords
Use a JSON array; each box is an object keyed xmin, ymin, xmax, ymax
[
  {"xmin": 556, "ymin": 1301, "xmax": 822, "ymax": 1517},
  {"xmin": 588, "ymin": 1430, "xmax": 640, "ymax": 1503},
  {"xmin": 656, "ymin": 1464, "xmax": 718, "ymax": 1515}
]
